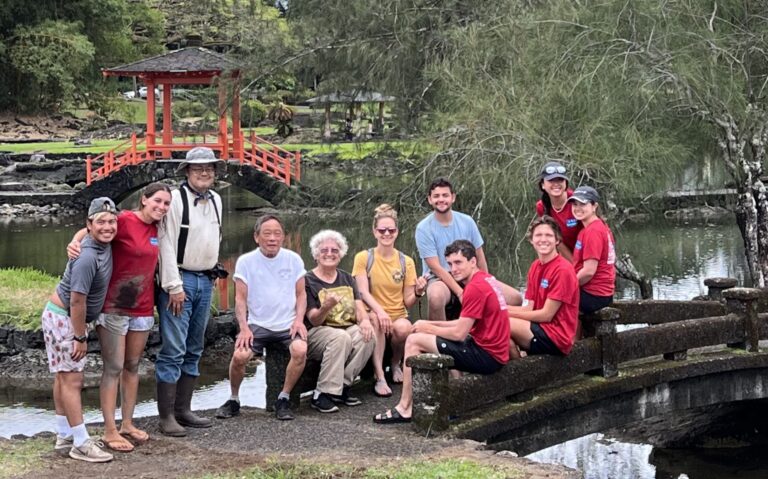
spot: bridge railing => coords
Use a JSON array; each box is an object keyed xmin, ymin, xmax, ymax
[
  {"xmin": 86, "ymin": 134, "xmax": 153, "ymax": 185},
  {"xmin": 410, "ymin": 282, "xmax": 767, "ymax": 432},
  {"xmin": 240, "ymin": 132, "xmax": 301, "ymax": 185}
]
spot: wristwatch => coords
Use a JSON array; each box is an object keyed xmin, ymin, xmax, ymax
[{"xmin": 73, "ymin": 334, "xmax": 87, "ymax": 343}]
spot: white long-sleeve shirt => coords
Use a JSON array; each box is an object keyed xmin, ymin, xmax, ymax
[{"xmin": 158, "ymin": 186, "xmax": 222, "ymax": 295}]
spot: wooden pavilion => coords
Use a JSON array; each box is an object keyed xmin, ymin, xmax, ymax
[{"xmin": 307, "ymin": 91, "xmax": 395, "ymax": 139}]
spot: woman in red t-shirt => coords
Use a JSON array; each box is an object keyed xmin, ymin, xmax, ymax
[
  {"xmin": 508, "ymin": 216, "xmax": 580, "ymax": 357},
  {"xmin": 568, "ymin": 186, "xmax": 616, "ymax": 314},
  {"xmin": 67, "ymin": 183, "xmax": 171, "ymax": 451},
  {"xmin": 535, "ymin": 161, "xmax": 583, "ymax": 262}
]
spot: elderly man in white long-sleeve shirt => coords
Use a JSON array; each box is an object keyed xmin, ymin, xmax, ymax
[{"xmin": 155, "ymin": 147, "xmax": 223, "ymax": 437}]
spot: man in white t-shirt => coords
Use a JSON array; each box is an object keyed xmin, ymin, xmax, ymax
[{"xmin": 215, "ymin": 215, "xmax": 308, "ymax": 420}]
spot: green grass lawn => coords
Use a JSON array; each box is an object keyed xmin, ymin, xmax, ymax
[
  {"xmin": 196, "ymin": 458, "xmax": 525, "ymax": 479},
  {"xmin": 0, "ymin": 268, "xmax": 58, "ymax": 331}
]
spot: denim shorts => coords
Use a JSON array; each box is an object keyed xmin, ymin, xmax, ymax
[{"xmin": 96, "ymin": 313, "xmax": 155, "ymax": 336}]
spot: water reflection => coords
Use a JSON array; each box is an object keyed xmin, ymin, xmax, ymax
[
  {"xmin": 528, "ymin": 432, "xmax": 768, "ymax": 479},
  {"xmin": 0, "ymin": 364, "xmax": 266, "ymax": 438},
  {"xmin": 528, "ymin": 434, "xmax": 657, "ymax": 479}
]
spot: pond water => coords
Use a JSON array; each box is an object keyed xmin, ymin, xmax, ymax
[{"xmin": 0, "ymin": 186, "xmax": 758, "ymax": 477}]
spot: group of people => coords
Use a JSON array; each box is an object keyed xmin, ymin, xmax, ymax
[{"xmin": 41, "ymin": 147, "xmax": 616, "ymax": 462}]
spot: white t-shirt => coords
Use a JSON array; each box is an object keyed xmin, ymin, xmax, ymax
[{"xmin": 233, "ymin": 248, "xmax": 306, "ymax": 331}]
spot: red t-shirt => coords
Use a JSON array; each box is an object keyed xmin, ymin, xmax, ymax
[
  {"xmin": 460, "ymin": 271, "xmax": 510, "ymax": 364},
  {"xmin": 525, "ymin": 255, "xmax": 580, "ymax": 354},
  {"xmin": 102, "ymin": 211, "xmax": 160, "ymax": 316},
  {"xmin": 572, "ymin": 219, "xmax": 616, "ymax": 297},
  {"xmin": 535, "ymin": 190, "xmax": 582, "ymax": 253}
]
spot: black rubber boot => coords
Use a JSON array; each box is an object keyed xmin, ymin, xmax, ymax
[
  {"xmin": 174, "ymin": 373, "xmax": 212, "ymax": 428},
  {"xmin": 157, "ymin": 382, "xmax": 187, "ymax": 437}
]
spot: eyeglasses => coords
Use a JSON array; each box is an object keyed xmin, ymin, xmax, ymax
[
  {"xmin": 375, "ymin": 227, "xmax": 398, "ymax": 235},
  {"xmin": 544, "ymin": 165, "xmax": 567, "ymax": 175},
  {"xmin": 189, "ymin": 166, "xmax": 215, "ymax": 174},
  {"xmin": 319, "ymin": 247, "xmax": 340, "ymax": 255}
]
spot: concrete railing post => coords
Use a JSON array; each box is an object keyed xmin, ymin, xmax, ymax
[
  {"xmin": 408, "ymin": 353, "xmax": 454, "ymax": 432},
  {"xmin": 704, "ymin": 277, "xmax": 738, "ymax": 302},
  {"xmin": 724, "ymin": 288, "xmax": 763, "ymax": 352},
  {"xmin": 592, "ymin": 307, "xmax": 620, "ymax": 378}
]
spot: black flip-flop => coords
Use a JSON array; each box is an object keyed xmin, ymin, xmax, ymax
[{"xmin": 373, "ymin": 408, "xmax": 411, "ymax": 424}]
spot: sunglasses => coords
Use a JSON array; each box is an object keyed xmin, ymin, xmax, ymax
[
  {"xmin": 544, "ymin": 165, "xmax": 567, "ymax": 175},
  {"xmin": 189, "ymin": 166, "xmax": 215, "ymax": 174},
  {"xmin": 375, "ymin": 227, "xmax": 398, "ymax": 235},
  {"xmin": 319, "ymin": 247, "xmax": 340, "ymax": 255}
]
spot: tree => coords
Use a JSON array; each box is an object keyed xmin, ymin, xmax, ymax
[{"xmin": 0, "ymin": 0, "xmax": 164, "ymax": 112}]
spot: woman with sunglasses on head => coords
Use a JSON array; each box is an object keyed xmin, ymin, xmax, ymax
[
  {"xmin": 352, "ymin": 204, "xmax": 427, "ymax": 398},
  {"xmin": 567, "ymin": 186, "xmax": 616, "ymax": 314},
  {"xmin": 67, "ymin": 183, "xmax": 172, "ymax": 452},
  {"xmin": 535, "ymin": 161, "xmax": 582, "ymax": 262}
]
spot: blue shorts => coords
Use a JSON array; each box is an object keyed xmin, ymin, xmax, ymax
[{"xmin": 435, "ymin": 335, "xmax": 503, "ymax": 374}]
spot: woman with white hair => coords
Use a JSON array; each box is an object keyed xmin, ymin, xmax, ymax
[{"xmin": 304, "ymin": 230, "xmax": 375, "ymax": 413}]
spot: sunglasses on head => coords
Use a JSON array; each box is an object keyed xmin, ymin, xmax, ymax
[
  {"xmin": 320, "ymin": 247, "xmax": 340, "ymax": 255},
  {"xmin": 544, "ymin": 165, "xmax": 567, "ymax": 175},
  {"xmin": 375, "ymin": 227, "xmax": 398, "ymax": 235}
]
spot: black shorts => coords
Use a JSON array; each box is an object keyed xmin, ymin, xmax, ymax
[
  {"xmin": 526, "ymin": 323, "xmax": 564, "ymax": 356},
  {"xmin": 248, "ymin": 324, "xmax": 298, "ymax": 356},
  {"xmin": 427, "ymin": 274, "xmax": 463, "ymax": 320},
  {"xmin": 436, "ymin": 336, "xmax": 503, "ymax": 374},
  {"xmin": 579, "ymin": 290, "xmax": 613, "ymax": 314}
]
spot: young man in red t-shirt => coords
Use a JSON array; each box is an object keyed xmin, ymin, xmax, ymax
[
  {"xmin": 508, "ymin": 216, "xmax": 580, "ymax": 357},
  {"xmin": 373, "ymin": 239, "xmax": 510, "ymax": 424}
]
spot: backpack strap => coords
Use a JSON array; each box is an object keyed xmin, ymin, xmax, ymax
[
  {"xmin": 366, "ymin": 248, "xmax": 408, "ymax": 292},
  {"xmin": 177, "ymin": 186, "xmax": 191, "ymax": 265}
]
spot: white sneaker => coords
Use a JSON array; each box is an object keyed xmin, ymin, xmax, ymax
[
  {"xmin": 54, "ymin": 435, "xmax": 73, "ymax": 457},
  {"xmin": 69, "ymin": 438, "xmax": 113, "ymax": 463}
]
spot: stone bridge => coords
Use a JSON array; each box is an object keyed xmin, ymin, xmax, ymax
[
  {"xmin": 0, "ymin": 156, "xmax": 292, "ymax": 211},
  {"xmin": 409, "ymin": 279, "xmax": 768, "ymax": 455}
]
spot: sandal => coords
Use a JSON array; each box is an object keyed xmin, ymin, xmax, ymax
[
  {"xmin": 102, "ymin": 437, "xmax": 135, "ymax": 452},
  {"xmin": 373, "ymin": 379, "xmax": 392, "ymax": 398},
  {"xmin": 373, "ymin": 408, "xmax": 411, "ymax": 424},
  {"xmin": 120, "ymin": 429, "xmax": 149, "ymax": 444}
]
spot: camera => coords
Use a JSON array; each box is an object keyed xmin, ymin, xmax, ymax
[{"xmin": 206, "ymin": 263, "xmax": 229, "ymax": 280}]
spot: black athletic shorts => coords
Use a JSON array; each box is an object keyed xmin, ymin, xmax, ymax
[
  {"xmin": 427, "ymin": 274, "xmax": 463, "ymax": 320},
  {"xmin": 436, "ymin": 335, "xmax": 503, "ymax": 374},
  {"xmin": 579, "ymin": 290, "xmax": 613, "ymax": 314},
  {"xmin": 526, "ymin": 323, "xmax": 564, "ymax": 356}
]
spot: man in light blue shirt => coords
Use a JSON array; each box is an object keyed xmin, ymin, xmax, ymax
[{"xmin": 415, "ymin": 178, "xmax": 521, "ymax": 321}]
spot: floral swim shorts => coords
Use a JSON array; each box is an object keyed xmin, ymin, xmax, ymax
[{"xmin": 41, "ymin": 302, "xmax": 86, "ymax": 373}]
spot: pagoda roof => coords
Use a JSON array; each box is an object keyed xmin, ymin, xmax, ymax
[{"xmin": 103, "ymin": 47, "xmax": 241, "ymax": 77}]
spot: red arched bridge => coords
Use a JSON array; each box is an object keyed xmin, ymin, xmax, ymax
[
  {"xmin": 407, "ymin": 279, "xmax": 768, "ymax": 455},
  {"xmin": 85, "ymin": 131, "xmax": 300, "ymax": 187}
]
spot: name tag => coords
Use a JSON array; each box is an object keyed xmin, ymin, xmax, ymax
[
  {"xmin": 575, "ymin": 240, "xmax": 582, "ymax": 250},
  {"xmin": 540, "ymin": 279, "xmax": 550, "ymax": 289},
  {"xmin": 566, "ymin": 219, "xmax": 578, "ymax": 228}
]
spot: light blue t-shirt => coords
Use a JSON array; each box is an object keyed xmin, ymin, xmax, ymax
[
  {"xmin": 414, "ymin": 211, "xmax": 484, "ymax": 275},
  {"xmin": 234, "ymin": 247, "xmax": 306, "ymax": 331}
]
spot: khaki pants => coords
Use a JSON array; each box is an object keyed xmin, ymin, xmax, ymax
[{"xmin": 307, "ymin": 325, "xmax": 375, "ymax": 395}]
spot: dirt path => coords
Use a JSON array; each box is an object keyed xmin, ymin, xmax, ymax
[{"xmin": 12, "ymin": 386, "xmax": 578, "ymax": 479}]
